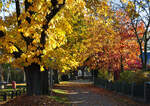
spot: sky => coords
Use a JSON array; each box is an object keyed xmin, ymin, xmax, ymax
[
  {"xmin": 0, "ymin": 0, "xmax": 16, "ymax": 19},
  {"xmin": 0, "ymin": 0, "xmax": 121, "ymax": 19}
]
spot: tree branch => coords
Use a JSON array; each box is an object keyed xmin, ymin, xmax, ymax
[
  {"xmin": 9, "ymin": 41, "xmax": 23, "ymax": 58},
  {"xmin": 40, "ymin": 0, "xmax": 66, "ymax": 47},
  {"xmin": 15, "ymin": 0, "xmax": 21, "ymax": 26},
  {"xmin": 145, "ymin": 18, "xmax": 150, "ymax": 41}
]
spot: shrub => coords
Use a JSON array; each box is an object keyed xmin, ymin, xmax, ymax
[
  {"xmin": 98, "ymin": 69, "xmax": 113, "ymax": 81},
  {"xmin": 119, "ymin": 70, "xmax": 150, "ymax": 84},
  {"xmin": 119, "ymin": 70, "xmax": 135, "ymax": 84},
  {"xmin": 132, "ymin": 71, "xmax": 150, "ymax": 84}
]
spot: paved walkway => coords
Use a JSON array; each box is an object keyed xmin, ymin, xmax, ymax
[
  {"xmin": 54, "ymin": 80, "xmax": 149, "ymax": 106},
  {"xmin": 66, "ymin": 86, "xmax": 118, "ymax": 106}
]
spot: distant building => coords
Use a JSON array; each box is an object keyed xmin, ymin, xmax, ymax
[{"xmin": 77, "ymin": 68, "xmax": 92, "ymax": 79}]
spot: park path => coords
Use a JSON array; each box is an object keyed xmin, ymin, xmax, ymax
[{"xmin": 54, "ymin": 80, "xmax": 149, "ymax": 106}]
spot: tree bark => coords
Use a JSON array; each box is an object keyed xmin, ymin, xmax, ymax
[
  {"xmin": 120, "ymin": 55, "xmax": 124, "ymax": 72},
  {"xmin": 144, "ymin": 40, "xmax": 148, "ymax": 71},
  {"xmin": 0, "ymin": 64, "xmax": 4, "ymax": 82},
  {"xmin": 24, "ymin": 63, "xmax": 49, "ymax": 96},
  {"xmin": 53, "ymin": 70, "xmax": 59, "ymax": 84},
  {"xmin": 114, "ymin": 70, "xmax": 119, "ymax": 81},
  {"xmin": 94, "ymin": 69, "xmax": 98, "ymax": 78},
  {"xmin": 81, "ymin": 69, "xmax": 84, "ymax": 79}
]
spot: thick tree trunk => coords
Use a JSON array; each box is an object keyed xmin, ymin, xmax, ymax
[{"xmin": 24, "ymin": 63, "xmax": 49, "ymax": 96}]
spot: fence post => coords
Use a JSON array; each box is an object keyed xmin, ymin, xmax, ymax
[
  {"xmin": 3, "ymin": 92, "xmax": 7, "ymax": 101},
  {"xmin": 11, "ymin": 91, "xmax": 14, "ymax": 99},
  {"xmin": 121, "ymin": 82, "xmax": 124, "ymax": 93},
  {"xmin": 15, "ymin": 90, "xmax": 18, "ymax": 96},
  {"xmin": 23, "ymin": 88, "xmax": 26, "ymax": 93},
  {"xmin": 144, "ymin": 82, "xmax": 146, "ymax": 102},
  {"xmin": 144, "ymin": 82, "xmax": 150, "ymax": 103},
  {"xmin": 18, "ymin": 90, "xmax": 20, "ymax": 96},
  {"xmin": 131, "ymin": 83, "xmax": 134, "ymax": 97}
]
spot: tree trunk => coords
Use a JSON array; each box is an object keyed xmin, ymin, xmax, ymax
[
  {"xmin": 94, "ymin": 69, "xmax": 98, "ymax": 78},
  {"xmin": 120, "ymin": 55, "xmax": 124, "ymax": 72},
  {"xmin": 114, "ymin": 70, "xmax": 119, "ymax": 81},
  {"xmin": 81, "ymin": 69, "xmax": 84, "ymax": 79},
  {"xmin": 49, "ymin": 68, "xmax": 53, "ymax": 89},
  {"xmin": 53, "ymin": 70, "xmax": 59, "ymax": 84},
  {"xmin": 24, "ymin": 63, "xmax": 49, "ymax": 96},
  {"xmin": 139, "ymin": 41, "xmax": 145, "ymax": 71},
  {"xmin": 0, "ymin": 64, "xmax": 4, "ymax": 82},
  {"xmin": 144, "ymin": 41, "xmax": 148, "ymax": 71}
]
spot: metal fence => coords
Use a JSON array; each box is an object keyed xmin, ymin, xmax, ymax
[
  {"xmin": 94, "ymin": 78, "xmax": 146, "ymax": 101},
  {"xmin": 0, "ymin": 88, "xmax": 26, "ymax": 101}
]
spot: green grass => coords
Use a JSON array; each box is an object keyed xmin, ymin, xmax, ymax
[
  {"xmin": 0, "ymin": 88, "xmax": 26, "ymax": 102},
  {"xmin": 0, "ymin": 89, "xmax": 14, "ymax": 102},
  {"xmin": 51, "ymin": 88, "xmax": 70, "ymax": 104},
  {"xmin": 48, "ymin": 96, "xmax": 69, "ymax": 103},
  {"xmin": 60, "ymin": 81, "xmax": 70, "ymax": 84},
  {"xmin": 52, "ymin": 89, "xmax": 68, "ymax": 94},
  {"xmin": 0, "ymin": 88, "xmax": 20, "ymax": 92}
]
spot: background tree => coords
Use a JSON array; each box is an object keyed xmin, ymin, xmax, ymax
[
  {"xmin": 83, "ymin": 0, "xmax": 141, "ymax": 80},
  {"xmin": 111, "ymin": 0, "xmax": 150, "ymax": 71}
]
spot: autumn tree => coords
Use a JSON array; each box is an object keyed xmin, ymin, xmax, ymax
[
  {"xmin": 83, "ymin": 0, "xmax": 141, "ymax": 80},
  {"xmin": 111, "ymin": 0, "xmax": 150, "ymax": 71},
  {"xmin": 0, "ymin": 0, "xmax": 67, "ymax": 95},
  {"xmin": 0, "ymin": 0, "xmax": 91, "ymax": 96}
]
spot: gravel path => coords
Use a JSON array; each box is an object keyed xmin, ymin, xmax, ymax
[
  {"xmin": 55, "ymin": 80, "xmax": 123, "ymax": 106},
  {"xmin": 54, "ymin": 80, "xmax": 150, "ymax": 106},
  {"xmin": 66, "ymin": 86, "xmax": 118, "ymax": 106}
]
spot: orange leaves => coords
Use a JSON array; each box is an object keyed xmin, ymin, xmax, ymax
[
  {"xmin": 82, "ymin": 1, "xmax": 142, "ymax": 72},
  {"xmin": 0, "ymin": 0, "xmax": 143, "ymax": 73}
]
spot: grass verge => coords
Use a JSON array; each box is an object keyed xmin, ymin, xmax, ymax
[{"xmin": 48, "ymin": 96, "xmax": 69, "ymax": 103}]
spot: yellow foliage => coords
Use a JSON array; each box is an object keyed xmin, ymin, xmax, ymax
[
  {"xmin": 0, "ymin": 0, "xmax": 120, "ymax": 73},
  {"xmin": 40, "ymin": 65, "xmax": 45, "ymax": 72},
  {"xmin": 121, "ymin": 0, "xmax": 128, "ymax": 3}
]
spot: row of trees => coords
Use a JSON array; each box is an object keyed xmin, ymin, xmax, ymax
[
  {"xmin": 0, "ymin": 0, "xmax": 149, "ymax": 95},
  {"xmin": 83, "ymin": 0, "xmax": 150, "ymax": 79}
]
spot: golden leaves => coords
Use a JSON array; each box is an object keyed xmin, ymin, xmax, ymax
[
  {"xmin": 40, "ymin": 65, "xmax": 45, "ymax": 72},
  {"xmin": 121, "ymin": 0, "xmax": 128, "ymax": 3},
  {"xmin": 0, "ymin": 0, "xmax": 110, "ymax": 72},
  {"xmin": 28, "ymin": 0, "xmax": 32, "ymax": 3},
  {"xmin": 0, "ymin": 26, "xmax": 6, "ymax": 32},
  {"xmin": 0, "ymin": 2, "xmax": 2, "ymax": 11}
]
